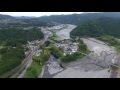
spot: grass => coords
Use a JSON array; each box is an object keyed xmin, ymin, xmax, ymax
[
  {"xmin": 97, "ymin": 35, "xmax": 120, "ymax": 54},
  {"xmin": 23, "ymin": 49, "xmax": 50, "ymax": 78},
  {"xmin": 49, "ymin": 31, "xmax": 58, "ymax": 42},
  {"xmin": 24, "ymin": 61, "xmax": 42, "ymax": 78},
  {"xmin": 111, "ymin": 64, "xmax": 119, "ymax": 70},
  {"xmin": 0, "ymin": 71, "xmax": 12, "ymax": 78},
  {"xmin": 0, "ymin": 61, "xmax": 26, "ymax": 78}
]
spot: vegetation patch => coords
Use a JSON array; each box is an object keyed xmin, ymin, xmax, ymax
[
  {"xmin": 48, "ymin": 39, "xmax": 89, "ymax": 63},
  {"xmin": 49, "ymin": 31, "xmax": 58, "ymax": 42},
  {"xmin": 0, "ymin": 28, "xmax": 44, "ymax": 77},
  {"xmin": 70, "ymin": 17, "xmax": 120, "ymax": 38},
  {"xmin": 97, "ymin": 35, "xmax": 120, "ymax": 54},
  {"xmin": 61, "ymin": 39, "xmax": 90, "ymax": 63},
  {"xmin": 0, "ymin": 28, "xmax": 44, "ymax": 45},
  {"xmin": 24, "ymin": 60, "xmax": 42, "ymax": 78},
  {"xmin": 111, "ymin": 64, "xmax": 119, "ymax": 70},
  {"xmin": 0, "ymin": 46, "xmax": 25, "ymax": 76},
  {"xmin": 24, "ymin": 48, "xmax": 50, "ymax": 78}
]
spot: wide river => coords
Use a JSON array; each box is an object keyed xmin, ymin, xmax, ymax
[
  {"xmin": 56, "ymin": 24, "xmax": 77, "ymax": 40},
  {"xmin": 53, "ymin": 25, "xmax": 117, "ymax": 78}
]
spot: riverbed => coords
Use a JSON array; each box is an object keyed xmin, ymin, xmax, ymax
[
  {"xmin": 53, "ymin": 38, "xmax": 117, "ymax": 78},
  {"xmin": 56, "ymin": 24, "xmax": 77, "ymax": 40},
  {"xmin": 42, "ymin": 24, "xmax": 117, "ymax": 78}
]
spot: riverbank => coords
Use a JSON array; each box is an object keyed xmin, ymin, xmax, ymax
[
  {"xmin": 56, "ymin": 24, "xmax": 77, "ymax": 40},
  {"xmin": 53, "ymin": 38, "xmax": 116, "ymax": 78}
]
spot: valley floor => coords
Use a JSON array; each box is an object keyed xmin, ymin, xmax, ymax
[
  {"xmin": 53, "ymin": 38, "xmax": 117, "ymax": 78},
  {"xmin": 39, "ymin": 24, "xmax": 118, "ymax": 78}
]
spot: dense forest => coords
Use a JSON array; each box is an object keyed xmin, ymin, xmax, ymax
[
  {"xmin": 0, "ymin": 28, "xmax": 44, "ymax": 45},
  {"xmin": 0, "ymin": 46, "xmax": 25, "ymax": 75},
  {"xmin": 70, "ymin": 17, "xmax": 120, "ymax": 38}
]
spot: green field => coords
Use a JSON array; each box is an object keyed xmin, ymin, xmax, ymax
[{"xmin": 24, "ymin": 61, "xmax": 42, "ymax": 78}]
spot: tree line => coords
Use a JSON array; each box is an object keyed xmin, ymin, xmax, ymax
[{"xmin": 70, "ymin": 17, "xmax": 120, "ymax": 38}]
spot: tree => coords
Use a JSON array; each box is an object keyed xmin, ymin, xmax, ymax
[{"xmin": 70, "ymin": 17, "xmax": 120, "ymax": 38}]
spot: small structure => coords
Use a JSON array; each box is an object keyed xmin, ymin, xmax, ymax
[{"xmin": 54, "ymin": 39, "xmax": 79, "ymax": 56}]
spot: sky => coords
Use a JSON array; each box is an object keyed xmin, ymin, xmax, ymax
[{"xmin": 0, "ymin": 12, "xmax": 95, "ymax": 17}]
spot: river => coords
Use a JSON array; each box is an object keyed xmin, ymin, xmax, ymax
[
  {"xmin": 56, "ymin": 24, "xmax": 77, "ymax": 40},
  {"xmin": 53, "ymin": 38, "xmax": 117, "ymax": 78},
  {"xmin": 54, "ymin": 38, "xmax": 116, "ymax": 78},
  {"xmin": 41, "ymin": 24, "xmax": 117, "ymax": 78}
]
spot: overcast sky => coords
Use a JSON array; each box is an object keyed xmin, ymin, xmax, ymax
[{"xmin": 0, "ymin": 12, "xmax": 96, "ymax": 17}]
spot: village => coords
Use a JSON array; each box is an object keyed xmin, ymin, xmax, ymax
[{"xmin": 54, "ymin": 39, "xmax": 79, "ymax": 56}]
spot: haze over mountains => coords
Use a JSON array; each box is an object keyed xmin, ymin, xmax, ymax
[
  {"xmin": 1, "ymin": 12, "xmax": 120, "ymax": 38},
  {"xmin": 1, "ymin": 12, "xmax": 120, "ymax": 24},
  {"xmin": 38, "ymin": 12, "xmax": 120, "ymax": 25}
]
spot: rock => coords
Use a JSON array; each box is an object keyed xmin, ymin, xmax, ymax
[{"xmin": 46, "ymin": 55, "xmax": 63, "ymax": 75}]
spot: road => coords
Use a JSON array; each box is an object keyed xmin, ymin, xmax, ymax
[
  {"xmin": 18, "ymin": 49, "xmax": 36, "ymax": 78},
  {"xmin": 17, "ymin": 24, "xmax": 119, "ymax": 78},
  {"xmin": 15, "ymin": 28, "xmax": 50, "ymax": 78}
]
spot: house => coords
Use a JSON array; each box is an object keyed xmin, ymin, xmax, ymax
[{"xmin": 54, "ymin": 39, "xmax": 79, "ymax": 56}]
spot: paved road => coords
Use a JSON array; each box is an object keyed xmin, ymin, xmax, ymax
[
  {"xmin": 6, "ymin": 28, "xmax": 50, "ymax": 78},
  {"xmin": 17, "ymin": 28, "xmax": 50, "ymax": 78},
  {"xmin": 3, "ymin": 49, "xmax": 36, "ymax": 78},
  {"xmin": 18, "ymin": 50, "xmax": 36, "ymax": 78}
]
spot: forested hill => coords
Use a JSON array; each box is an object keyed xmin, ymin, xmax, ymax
[
  {"xmin": 70, "ymin": 17, "xmax": 120, "ymax": 38},
  {"xmin": 1, "ymin": 12, "xmax": 120, "ymax": 25},
  {"xmin": 0, "ymin": 14, "xmax": 52, "ymax": 28},
  {"xmin": 0, "ymin": 28, "xmax": 44, "ymax": 45},
  {"xmin": 0, "ymin": 14, "xmax": 14, "ymax": 20},
  {"xmin": 38, "ymin": 12, "xmax": 120, "ymax": 25}
]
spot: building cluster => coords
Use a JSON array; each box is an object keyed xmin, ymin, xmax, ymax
[
  {"xmin": 27, "ymin": 40, "xmax": 41, "ymax": 50},
  {"xmin": 55, "ymin": 39, "xmax": 79, "ymax": 56},
  {"xmin": 35, "ymin": 50, "xmax": 42, "ymax": 56}
]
